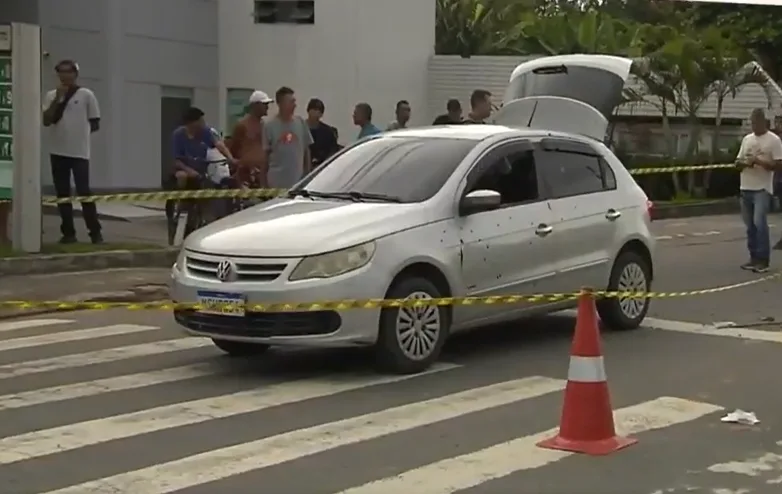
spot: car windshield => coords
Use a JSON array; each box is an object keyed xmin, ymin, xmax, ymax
[{"xmin": 290, "ymin": 136, "xmax": 478, "ymax": 203}]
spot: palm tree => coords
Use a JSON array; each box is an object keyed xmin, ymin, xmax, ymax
[
  {"xmin": 434, "ymin": 0, "xmax": 532, "ymax": 57},
  {"xmin": 709, "ymin": 60, "xmax": 772, "ymax": 157},
  {"xmin": 518, "ymin": 9, "xmax": 642, "ymax": 56}
]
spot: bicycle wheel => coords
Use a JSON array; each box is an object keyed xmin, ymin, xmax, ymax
[
  {"xmin": 168, "ymin": 200, "xmax": 183, "ymax": 246},
  {"xmin": 167, "ymin": 214, "xmax": 177, "ymax": 246}
]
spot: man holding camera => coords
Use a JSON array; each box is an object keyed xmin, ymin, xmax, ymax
[{"xmin": 736, "ymin": 108, "xmax": 782, "ymax": 273}]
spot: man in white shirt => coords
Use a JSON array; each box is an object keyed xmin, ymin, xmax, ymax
[
  {"xmin": 42, "ymin": 60, "xmax": 102, "ymax": 244},
  {"xmin": 735, "ymin": 108, "xmax": 782, "ymax": 272}
]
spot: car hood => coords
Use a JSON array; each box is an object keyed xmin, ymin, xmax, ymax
[{"xmin": 185, "ymin": 198, "xmax": 429, "ymax": 257}]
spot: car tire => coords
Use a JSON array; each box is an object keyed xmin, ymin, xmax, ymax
[
  {"xmin": 597, "ymin": 250, "xmax": 652, "ymax": 331},
  {"xmin": 375, "ymin": 276, "xmax": 450, "ymax": 374},
  {"xmin": 211, "ymin": 338, "xmax": 271, "ymax": 356}
]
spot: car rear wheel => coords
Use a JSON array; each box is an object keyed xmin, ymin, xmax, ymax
[
  {"xmin": 375, "ymin": 276, "xmax": 450, "ymax": 374},
  {"xmin": 211, "ymin": 338, "xmax": 271, "ymax": 356},
  {"xmin": 597, "ymin": 250, "xmax": 651, "ymax": 331}
]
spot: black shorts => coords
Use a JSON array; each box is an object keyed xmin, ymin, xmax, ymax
[{"xmin": 165, "ymin": 173, "xmax": 202, "ymax": 191}]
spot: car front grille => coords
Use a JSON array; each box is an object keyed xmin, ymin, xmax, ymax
[
  {"xmin": 174, "ymin": 310, "xmax": 341, "ymax": 337},
  {"xmin": 185, "ymin": 253, "xmax": 288, "ymax": 282}
]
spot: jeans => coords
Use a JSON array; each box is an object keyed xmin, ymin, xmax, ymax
[
  {"xmin": 740, "ymin": 189, "xmax": 771, "ymax": 262},
  {"xmin": 50, "ymin": 154, "xmax": 101, "ymax": 238}
]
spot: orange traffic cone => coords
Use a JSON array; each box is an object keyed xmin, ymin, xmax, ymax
[{"xmin": 537, "ymin": 288, "xmax": 637, "ymax": 455}]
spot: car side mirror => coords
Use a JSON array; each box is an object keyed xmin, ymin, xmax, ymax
[{"xmin": 460, "ymin": 189, "xmax": 501, "ymax": 215}]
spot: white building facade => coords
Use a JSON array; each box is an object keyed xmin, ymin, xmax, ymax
[
  {"xmin": 3, "ymin": 0, "xmax": 219, "ymax": 192},
  {"xmin": 218, "ymin": 0, "xmax": 435, "ymax": 142}
]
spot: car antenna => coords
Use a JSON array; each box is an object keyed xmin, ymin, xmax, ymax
[{"xmin": 526, "ymin": 100, "xmax": 538, "ymax": 128}]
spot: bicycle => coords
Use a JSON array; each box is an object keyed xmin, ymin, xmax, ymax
[{"xmin": 167, "ymin": 159, "xmax": 235, "ymax": 246}]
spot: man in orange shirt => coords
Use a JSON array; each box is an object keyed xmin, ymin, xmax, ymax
[{"xmin": 230, "ymin": 90, "xmax": 272, "ymax": 188}]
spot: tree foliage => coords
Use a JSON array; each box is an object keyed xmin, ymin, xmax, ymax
[{"xmin": 434, "ymin": 0, "xmax": 778, "ymax": 196}]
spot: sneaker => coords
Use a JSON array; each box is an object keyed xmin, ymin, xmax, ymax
[
  {"xmin": 753, "ymin": 262, "xmax": 770, "ymax": 273},
  {"xmin": 740, "ymin": 260, "xmax": 757, "ymax": 271},
  {"xmin": 90, "ymin": 232, "xmax": 104, "ymax": 245},
  {"xmin": 58, "ymin": 235, "xmax": 77, "ymax": 244}
]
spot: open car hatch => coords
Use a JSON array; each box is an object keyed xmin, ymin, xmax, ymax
[{"xmin": 493, "ymin": 54, "xmax": 634, "ymax": 141}]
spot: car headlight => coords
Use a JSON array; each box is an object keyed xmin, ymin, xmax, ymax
[{"xmin": 289, "ymin": 242, "xmax": 376, "ymax": 281}]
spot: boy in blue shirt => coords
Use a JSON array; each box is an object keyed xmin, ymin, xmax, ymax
[
  {"xmin": 353, "ymin": 102, "xmax": 381, "ymax": 139},
  {"xmin": 171, "ymin": 107, "xmax": 235, "ymax": 189}
]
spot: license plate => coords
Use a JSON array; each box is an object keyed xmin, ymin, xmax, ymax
[{"xmin": 196, "ymin": 291, "xmax": 245, "ymax": 317}]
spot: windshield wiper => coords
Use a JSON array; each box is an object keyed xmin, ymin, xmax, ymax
[
  {"xmin": 287, "ymin": 190, "xmax": 355, "ymax": 201},
  {"xmin": 287, "ymin": 189, "xmax": 313, "ymax": 199},
  {"xmin": 287, "ymin": 190, "xmax": 402, "ymax": 203},
  {"xmin": 345, "ymin": 192, "xmax": 403, "ymax": 203}
]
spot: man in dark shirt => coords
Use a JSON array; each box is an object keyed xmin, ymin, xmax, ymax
[
  {"xmin": 306, "ymin": 98, "xmax": 340, "ymax": 166},
  {"xmin": 432, "ymin": 99, "xmax": 463, "ymax": 125},
  {"xmin": 463, "ymin": 89, "xmax": 493, "ymax": 124}
]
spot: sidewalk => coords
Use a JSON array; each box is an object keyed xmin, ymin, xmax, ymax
[
  {"xmin": 41, "ymin": 200, "xmax": 167, "ymax": 221},
  {"xmin": 39, "ymin": 212, "xmax": 170, "ymax": 246},
  {"xmin": 0, "ymin": 268, "xmax": 170, "ymax": 319}
]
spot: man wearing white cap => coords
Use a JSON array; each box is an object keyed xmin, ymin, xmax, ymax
[{"xmin": 230, "ymin": 90, "xmax": 272, "ymax": 187}]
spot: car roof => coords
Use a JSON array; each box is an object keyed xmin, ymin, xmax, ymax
[{"xmin": 388, "ymin": 124, "xmax": 594, "ymax": 144}]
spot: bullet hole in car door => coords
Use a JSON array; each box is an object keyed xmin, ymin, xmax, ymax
[{"xmin": 458, "ymin": 145, "xmax": 557, "ymax": 307}]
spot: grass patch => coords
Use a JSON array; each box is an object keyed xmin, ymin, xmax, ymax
[{"xmin": 0, "ymin": 242, "xmax": 162, "ymax": 258}]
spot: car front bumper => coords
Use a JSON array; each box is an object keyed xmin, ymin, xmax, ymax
[{"xmin": 169, "ymin": 252, "xmax": 388, "ymax": 348}]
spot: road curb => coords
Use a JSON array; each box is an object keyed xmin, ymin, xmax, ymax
[
  {"xmin": 0, "ymin": 248, "xmax": 178, "ymax": 276},
  {"xmin": 0, "ymin": 285, "xmax": 169, "ymax": 320},
  {"xmin": 653, "ymin": 199, "xmax": 739, "ymax": 220}
]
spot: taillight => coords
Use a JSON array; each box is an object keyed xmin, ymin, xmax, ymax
[{"xmin": 646, "ymin": 200, "xmax": 654, "ymax": 221}]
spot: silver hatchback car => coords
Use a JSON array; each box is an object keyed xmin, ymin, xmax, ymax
[{"xmin": 170, "ymin": 54, "xmax": 655, "ymax": 374}]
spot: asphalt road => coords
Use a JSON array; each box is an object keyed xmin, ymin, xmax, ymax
[{"xmin": 0, "ymin": 213, "xmax": 780, "ymax": 494}]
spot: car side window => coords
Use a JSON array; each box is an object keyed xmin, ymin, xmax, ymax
[
  {"xmin": 537, "ymin": 150, "xmax": 611, "ymax": 199},
  {"xmin": 466, "ymin": 149, "xmax": 541, "ymax": 207},
  {"xmin": 600, "ymin": 157, "xmax": 617, "ymax": 190}
]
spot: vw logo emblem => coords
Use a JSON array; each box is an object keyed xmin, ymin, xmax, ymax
[{"xmin": 215, "ymin": 260, "xmax": 236, "ymax": 282}]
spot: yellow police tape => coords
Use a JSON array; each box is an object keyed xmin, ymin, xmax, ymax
[
  {"xmin": 628, "ymin": 164, "xmax": 735, "ymax": 175},
  {"xmin": 1, "ymin": 272, "xmax": 777, "ymax": 311},
  {"xmin": 0, "ymin": 163, "xmax": 739, "ymax": 204}
]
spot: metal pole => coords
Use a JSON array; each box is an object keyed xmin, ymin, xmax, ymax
[{"xmin": 11, "ymin": 22, "xmax": 41, "ymax": 253}]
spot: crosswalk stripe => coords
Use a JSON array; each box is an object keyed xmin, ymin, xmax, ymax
[
  {"xmin": 0, "ymin": 338, "xmax": 211, "ymax": 379},
  {"xmin": 336, "ymin": 396, "xmax": 723, "ymax": 494},
  {"xmin": 0, "ymin": 362, "xmax": 460, "ymax": 464},
  {"xmin": 0, "ymin": 324, "xmax": 158, "ymax": 352},
  {"xmin": 42, "ymin": 376, "xmax": 567, "ymax": 494},
  {"xmin": 0, "ymin": 363, "xmax": 224, "ymax": 411},
  {"xmin": 0, "ymin": 319, "xmax": 73, "ymax": 333},
  {"xmin": 644, "ymin": 317, "xmax": 782, "ymax": 344}
]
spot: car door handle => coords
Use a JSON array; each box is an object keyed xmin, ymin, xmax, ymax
[
  {"xmin": 605, "ymin": 209, "xmax": 622, "ymax": 221},
  {"xmin": 535, "ymin": 224, "xmax": 553, "ymax": 236}
]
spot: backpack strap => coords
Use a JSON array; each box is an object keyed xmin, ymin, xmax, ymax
[{"xmin": 50, "ymin": 86, "xmax": 81, "ymax": 125}]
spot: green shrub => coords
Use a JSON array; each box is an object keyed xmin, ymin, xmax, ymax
[{"xmin": 620, "ymin": 153, "xmax": 738, "ymax": 201}]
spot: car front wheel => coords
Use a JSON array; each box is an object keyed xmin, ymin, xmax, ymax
[
  {"xmin": 597, "ymin": 250, "xmax": 651, "ymax": 331},
  {"xmin": 375, "ymin": 276, "xmax": 450, "ymax": 374},
  {"xmin": 211, "ymin": 338, "xmax": 271, "ymax": 356}
]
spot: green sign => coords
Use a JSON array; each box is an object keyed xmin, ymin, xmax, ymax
[
  {"xmin": 0, "ymin": 57, "xmax": 9, "ymax": 84},
  {"xmin": 0, "ymin": 85, "xmax": 11, "ymax": 110},
  {"xmin": 0, "ymin": 53, "xmax": 11, "ymax": 200},
  {"xmin": 0, "ymin": 110, "xmax": 11, "ymax": 134},
  {"xmin": 0, "ymin": 135, "xmax": 10, "ymax": 161}
]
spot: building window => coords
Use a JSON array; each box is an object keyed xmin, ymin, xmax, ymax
[
  {"xmin": 226, "ymin": 88, "xmax": 254, "ymax": 136},
  {"xmin": 253, "ymin": 1, "xmax": 314, "ymax": 24}
]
